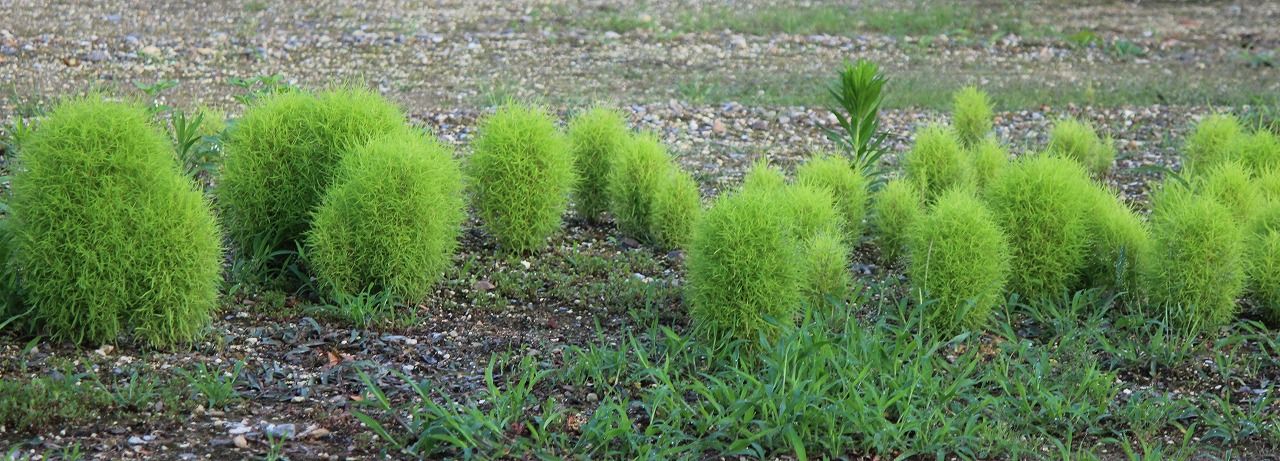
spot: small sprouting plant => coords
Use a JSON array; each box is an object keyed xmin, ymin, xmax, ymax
[
  {"xmin": 1046, "ymin": 117, "xmax": 1115, "ymax": 175},
  {"xmin": 951, "ymin": 86, "xmax": 993, "ymax": 149},
  {"xmin": 307, "ymin": 129, "xmax": 465, "ymax": 304},
  {"xmin": 800, "ymin": 232, "xmax": 853, "ymax": 308},
  {"xmin": 133, "ymin": 79, "xmax": 179, "ymax": 114},
  {"xmin": 1198, "ymin": 160, "xmax": 1263, "ymax": 224},
  {"xmin": 1080, "ymin": 185, "xmax": 1151, "ymax": 295},
  {"xmin": 908, "ymin": 188, "xmax": 1010, "ymax": 334},
  {"xmin": 649, "ymin": 167, "xmax": 702, "ymax": 249},
  {"xmin": 469, "ymin": 101, "xmax": 575, "ymax": 253},
  {"xmin": 170, "ymin": 107, "xmax": 225, "ymax": 187},
  {"xmin": 568, "ymin": 106, "xmax": 630, "ymax": 223},
  {"xmin": 177, "ymin": 361, "xmax": 244, "ymax": 409},
  {"xmin": 607, "ymin": 132, "xmax": 671, "ymax": 241},
  {"xmin": 870, "ymin": 178, "xmax": 924, "ymax": 265},
  {"xmin": 968, "ymin": 135, "xmax": 1008, "ymax": 191},
  {"xmin": 227, "ymin": 74, "xmax": 298, "ymax": 105},
  {"xmin": 796, "ymin": 154, "xmax": 870, "ymax": 243},
  {"xmin": 1184, "ymin": 113, "xmax": 1244, "ymax": 175},
  {"xmin": 903, "ymin": 124, "xmax": 973, "ymax": 202},
  {"xmin": 825, "ymin": 59, "xmax": 889, "ymax": 176},
  {"xmin": 1246, "ymin": 204, "xmax": 1280, "ymax": 322}
]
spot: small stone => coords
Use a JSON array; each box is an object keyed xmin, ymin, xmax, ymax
[
  {"xmin": 603, "ymin": 31, "xmax": 621, "ymax": 40},
  {"xmin": 473, "ymin": 280, "xmax": 495, "ymax": 292},
  {"xmin": 128, "ymin": 436, "xmax": 146, "ymax": 445},
  {"xmin": 264, "ymin": 423, "xmax": 297, "ymax": 439},
  {"xmin": 306, "ymin": 427, "xmax": 331, "ymax": 439},
  {"xmin": 141, "ymin": 45, "xmax": 161, "ymax": 56},
  {"xmin": 712, "ymin": 120, "xmax": 726, "ymax": 135},
  {"xmin": 586, "ymin": 392, "xmax": 598, "ymax": 402},
  {"xmin": 232, "ymin": 435, "xmax": 248, "ymax": 449},
  {"xmin": 620, "ymin": 237, "xmax": 641, "ymax": 249},
  {"xmin": 86, "ymin": 50, "xmax": 108, "ymax": 62}
]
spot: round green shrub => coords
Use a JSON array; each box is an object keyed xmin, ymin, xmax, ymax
[
  {"xmin": 871, "ymin": 178, "xmax": 924, "ymax": 265},
  {"xmin": 985, "ymin": 154, "xmax": 1094, "ymax": 299},
  {"xmin": 951, "ymin": 86, "xmax": 993, "ymax": 149},
  {"xmin": 607, "ymin": 132, "xmax": 670, "ymax": 241},
  {"xmin": 568, "ymin": 106, "xmax": 629, "ymax": 222},
  {"xmin": 904, "ymin": 124, "xmax": 973, "ymax": 202},
  {"xmin": 800, "ymin": 231, "xmax": 853, "ymax": 308},
  {"xmin": 969, "ymin": 135, "xmax": 1008, "ymax": 191},
  {"xmin": 1141, "ymin": 186, "xmax": 1245, "ymax": 332},
  {"xmin": 908, "ymin": 189, "xmax": 1010, "ymax": 334},
  {"xmin": 1047, "ymin": 117, "xmax": 1115, "ymax": 175},
  {"xmin": 649, "ymin": 167, "xmax": 702, "ymax": 249},
  {"xmin": 1246, "ymin": 204, "xmax": 1280, "ymax": 322},
  {"xmin": 469, "ymin": 102, "xmax": 575, "ymax": 253},
  {"xmin": 307, "ymin": 129, "xmax": 465, "ymax": 303},
  {"xmin": 11, "ymin": 97, "xmax": 222, "ymax": 347},
  {"xmin": 1080, "ymin": 185, "xmax": 1151, "ymax": 294},
  {"xmin": 796, "ymin": 154, "xmax": 870, "ymax": 243},
  {"xmin": 686, "ymin": 189, "xmax": 802, "ymax": 341},
  {"xmin": 1256, "ymin": 167, "xmax": 1280, "ymax": 202},
  {"xmin": 1198, "ymin": 160, "xmax": 1263, "ymax": 224},
  {"xmin": 1234, "ymin": 130, "xmax": 1280, "ymax": 175},
  {"xmin": 1184, "ymin": 113, "xmax": 1244, "ymax": 175},
  {"xmin": 220, "ymin": 87, "xmax": 404, "ymax": 254},
  {"xmin": 780, "ymin": 183, "xmax": 846, "ymax": 242},
  {"xmin": 741, "ymin": 160, "xmax": 788, "ymax": 194}
]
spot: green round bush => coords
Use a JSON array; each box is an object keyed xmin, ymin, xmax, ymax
[
  {"xmin": 796, "ymin": 154, "xmax": 870, "ymax": 242},
  {"xmin": 741, "ymin": 160, "xmax": 788, "ymax": 194},
  {"xmin": 969, "ymin": 135, "xmax": 1008, "ymax": 191},
  {"xmin": 220, "ymin": 87, "xmax": 404, "ymax": 255},
  {"xmin": 908, "ymin": 189, "xmax": 1010, "ymax": 334},
  {"xmin": 780, "ymin": 183, "xmax": 846, "ymax": 242},
  {"xmin": 985, "ymin": 154, "xmax": 1094, "ymax": 299},
  {"xmin": 1256, "ymin": 167, "xmax": 1280, "ymax": 202},
  {"xmin": 904, "ymin": 124, "xmax": 973, "ymax": 202},
  {"xmin": 1141, "ymin": 186, "xmax": 1245, "ymax": 332},
  {"xmin": 11, "ymin": 97, "xmax": 222, "ymax": 347},
  {"xmin": 607, "ymin": 132, "xmax": 670, "ymax": 241},
  {"xmin": 307, "ymin": 129, "xmax": 465, "ymax": 303},
  {"xmin": 951, "ymin": 86, "xmax": 994, "ymax": 149},
  {"xmin": 800, "ymin": 231, "xmax": 853, "ymax": 308},
  {"xmin": 686, "ymin": 189, "xmax": 802, "ymax": 341},
  {"xmin": 1080, "ymin": 185, "xmax": 1151, "ymax": 294},
  {"xmin": 1198, "ymin": 160, "xmax": 1263, "ymax": 224},
  {"xmin": 1246, "ymin": 204, "xmax": 1280, "ymax": 322},
  {"xmin": 1235, "ymin": 130, "xmax": 1280, "ymax": 175},
  {"xmin": 871, "ymin": 178, "xmax": 924, "ymax": 265},
  {"xmin": 568, "ymin": 106, "xmax": 629, "ymax": 222},
  {"xmin": 1047, "ymin": 117, "xmax": 1115, "ymax": 175},
  {"xmin": 469, "ymin": 102, "xmax": 575, "ymax": 253},
  {"xmin": 649, "ymin": 167, "xmax": 702, "ymax": 249},
  {"xmin": 1184, "ymin": 113, "xmax": 1244, "ymax": 174}
]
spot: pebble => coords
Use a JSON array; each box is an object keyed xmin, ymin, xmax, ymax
[{"xmin": 232, "ymin": 435, "xmax": 248, "ymax": 449}]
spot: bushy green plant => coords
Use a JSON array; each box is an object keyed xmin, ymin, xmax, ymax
[
  {"xmin": 568, "ymin": 107, "xmax": 629, "ymax": 222},
  {"xmin": 985, "ymin": 155, "xmax": 1094, "ymax": 299},
  {"xmin": 1198, "ymin": 160, "xmax": 1263, "ymax": 224},
  {"xmin": 649, "ymin": 167, "xmax": 702, "ymax": 249},
  {"xmin": 800, "ymin": 232, "xmax": 853, "ymax": 307},
  {"xmin": 1183, "ymin": 113, "xmax": 1244, "ymax": 174},
  {"xmin": 741, "ymin": 160, "xmax": 788, "ymax": 194},
  {"xmin": 1256, "ymin": 167, "xmax": 1280, "ymax": 201},
  {"xmin": 780, "ymin": 183, "xmax": 846, "ymax": 242},
  {"xmin": 870, "ymin": 178, "xmax": 924, "ymax": 264},
  {"xmin": 607, "ymin": 133, "xmax": 670, "ymax": 241},
  {"xmin": 687, "ymin": 189, "xmax": 802, "ymax": 340},
  {"xmin": 1046, "ymin": 117, "xmax": 1115, "ymax": 175},
  {"xmin": 951, "ymin": 86, "xmax": 993, "ymax": 149},
  {"xmin": 1234, "ymin": 129, "xmax": 1280, "ymax": 175},
  {"xmin": 1246, "ymin": 204, "xmax": 1280, "ymax": 322},
  {"xmin": 1080, "ymin": 186, "xmax": 1151, "ymax": 294},
  {"xmin": 10, "ymin": 97, "xmax": 222, "ymax": 346},
  {"xmin": 469, "ymin": 102, "xmax": 575, "ymax": 253},
  {"xmin": 826, "ymin": 59, "xmax": 888, "ymax": 174},
  {"xmin": 1141, "ymin": 186, "xmax": 1245, "ymax": 332},
  {"xmin": 903, "ymin": 124, "xmax": 973, "ymax": 202},
  {"xmin": 908, "ymin": 189, "xmax": 1010, "ymax": 334},
  {"xmin": 307, "ymin": 129, "xmax": 465, "ymax": 303},
  {"xmin": 796, "ymin": 154, "xmax": 870, "ymax": 242},
  {"xmin": 968, "ymin": 135, "xmax": 1008, "ymax": 191},
  {"xmin": 220, "ymin": 87, "xmax": 404, "ymax": 257}
]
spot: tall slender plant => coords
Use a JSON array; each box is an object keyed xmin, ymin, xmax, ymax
[{"xmin": 826, "ymin": 60, "xmax": 889, "ymax": 180}]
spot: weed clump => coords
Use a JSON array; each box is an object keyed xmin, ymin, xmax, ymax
[
  {"xmin": 796, "ymin": 154, "xmax": 869, "ymax": 242},
  {"xmin": 469, "ymin": 102, "xmax": 575, "ymax": 253},
  {"xmin": 908, "ymin": 189, "xmax": 1010, "ymax": 334},
  {"xmin": 307, "ymin": 130, "xmax": 465, "ymax": 303},
  {"xmin": 986, "ymin": 155, "xmax": 1094, "ymax": 299},
  {"xmin": 1198, "ymin": 160, "xmax": 1263, "ymax": 224},
  {"xmin": 1183, "ymin": 113, "xmax": 1244, "ymax": 174},
  {"xmin": 648, "ymin": 168, "xmax": 702, "ymax": 249},
  {"xmin": 904, "ymin": 124, "xmax": 973, "ymax": 202},
  {"xmin": 951, "ymin": 86, "xmax": 993, "ymax": 149},
  {"xmin": 607, "ymin": 133, "xmax": 670, "ymax": 241},
  {"xmin": 10, "ymin": 97, "xmax": 222, "ymax": 347},
  {"xmin": 871, "ymin": 178, "xmax": 924, "ymax": 264},
  {"xmin": 1046, "ymin": 118, "xmax": 1115, "ymax": 175},
  {"xmin": 968, "ymin": 135, "xmax": 1008, "ymax": 191},
  {"xmin": 568, "ymin": 107, "xmax": 629, "ymax": 222},
  {"xmin": 1081, "ymin": 186, "xmax": 1151, "ymax": 294}
]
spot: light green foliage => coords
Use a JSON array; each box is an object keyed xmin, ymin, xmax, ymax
[
  {"xmin": 871, "ymin": 178, "xmax": 924, "ymax": 264},
  {"xmin": 1246, "ymin": 204, "xmax": 1280, "ymax": 321},
  {"xmin": 1142, "ymin": 186, "xmax": 1245, "ymax": 332},
  {"xmin": 796, "ymin": 154, "xmax": 870, "ymax": 242},
  {"xmin": 986, "ymin": 155, "xmax": 1094, "ymax": 299},
  {"xmin": 908, "ymin": 189, "xmax": 1010, "ymax": 334},
  {"xmin": 779, "ymin": 183, "xmax": 846, "ymax": 242},
  {"xmin": 1081, "ymin": 186, "xmax": 1151, "ymax": 294},
  {"xmin": 568, "ymin": 106, "xmax": 629, "ymax": 222},
  {"xmin": 687, "ymin": 189, "xmax": 802, "ymax": 340},
  {"xmin": 1256, "ymin": 167, "xmax": 1280, "ymax": 201},
  {"xmin": 1233, "ymin": 129, "xmax": 1280, "ymax": 175},
  {"xmin": 1198, "ymin": 160, "xmax": 1263, "ymax": 224},
  {"xmin": 607, "ymin": 133, "xmax": 670, "ymax": 241},
  {"xmin": 11, "ymin": 97, "xmax": 222, "ymax": 346},
  {"xmin": 469, "ymin": 102, "xmax": 575, "ymax": 253},
  {"xmin": 951, "ymin": 86, "xmax": 993, "ymax": 149},
  {"xmin": 1046, "ymin": 117, "xmax": 1115, "ymax": 175},
  {"xmin": 1183, "ymin": 113, "xmax": 1244, "ymax": 174},
  {"xmin": 904, "ymin": 124, "xmax": 973, "ymax": 202},
  {"xmin": 968, "ymin": 135, "xmax": 1008, "ymax": 191},
  {"xmin": 649, "ymin": 167, "xmax": 702, "ymax": 249},
  {"xmin": 741, "ymin": 160, "xmax": 788, "ymax": 194},
  {"xmin": 307, "ymin": 129, "xmax": 465, "ymax": 303},
  {"xmin": 220, "ymin": 87, "xmax": 404, "ymax": 254},
  {"xmin": 800, "ymin": 232, "xmax": 853, "ymax": 307}
]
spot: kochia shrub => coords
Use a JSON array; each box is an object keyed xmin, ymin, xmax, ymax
[
  {"xmin": 951, "ymin": 86, "xmax": 993, "ymax": 149},
  {"xmin": 1246, "ymin": 204, "xmax": 1280, "ymax": 322},
  {"xmin": 469, "ymin": 102, "xmax": 575, "ymax": 253},
  {"xmin": 307, "ymin": 129, "xmax": 465, "ymax": 303},
  {"xmin": 1198, "ymin": 160, "xmax": 1263, "ymax": 224},
  {"xmin": 985, "ymin": 155, "xmax": 1094, "ymax": 300},
  {"xmin": 568, "ymin": 107, "xmax": 629, "ymax": 222},
  {"xmin": 1257, "ymin": 167, "xmax": 1280, "ymax": 202},
  {"xmin": 607, "ymin": 133, "xmax": 669, "ymax": 241},
  {"xmin": 1183, "ymin": 113, "xmax": 1244, "ymax": 174},
  {"xmin": 11, "ymin": 97, "xmax": 222, "ymax": 347},
  {"xmin": 904, "ymin": 124, "xmax": 973, "ymax": 202},
  {"xmin": 649, "ymin": 167, "xmax": 702, "ymax": 249},
  {"xmin": 780, "ymin": 183, "xmax": 846, "ymax": 242},
  {"xmin": 871, "ymin": 178, "xmax": 924, "ymax": 265},
  {"xmin": 969, "ymin": 135, "xmax": 1008, "ymax": 191},
  {"xmin": 796, "ymin": 154, "xmax": 870, "ymax": 242},
  {"xmin": 1234, "ymin": 130, "xmax": 1280, "ymax": 175},
  {"xmin": 908, "ymin": 189, "xmax": 1010, "ymax": 334},
  {"xmin": 1046, "ymin": 118, "xmax": 1115, "ymax": 175},
  {"xmin": 800, "ymin": 232, "xmax": 853, "ymax": 308},
  {"xmin": 741, "ymin": 160, "xmax": 788, "ymax": 194},
  {"xmin": 1080, "ymin": 186, "xmax": 1151, "ymax": 294}
]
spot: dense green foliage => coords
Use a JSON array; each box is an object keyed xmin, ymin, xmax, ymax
[
  {"xmin": 779, "ymin": 183, "xmax": 845, "ymax": 241},
  {"xmin": 871, "ymin": 178, "xmax": 924, "ymax": 264},
  {"xmin": 568, "ymin": 107, "xmax": 630, "ymax": 222},
  {"xmin": 220, "ymin": 87, "xmax": 404, "ymax": 256},
  {"xmin": 1141, "ymin": 186, "xmax": 1245, "ymax": 332},
  {"xmin": 968, "ymin": 135, "xmax": 1008, "ymax": 191},
  {"xmin": 1246, "ymin": 204, "xmax": 1280, "ymax": 322},
  {"xmin": 799, "ymin": 231, "xmax": 853, "ymax": 307},
  {"xmin": 908, "ymin": 189, "xmax": 1010, "ymax": 333},
  {"xmin": 469, "ymin": 102, "xmax": 575, "ymax": 253},
  {"xmin": 1257, "ymin": 167, "xmax": 1280, "ymax": 201},
  {"xmin": 796, "ymin": 155, "xmax": 869, "ymax": 243},
  {"xmin": 1046, "ymin": 118, "xmax": 1115, "ymax": 175},
  {"xmin": 1198, "ymin": 160, "xmax": 1263, "ymax": 224},
  {"xmin": 1234, "ymin": 129, "xmax": 1280, "ymax": 175},
  {"xmin": 903, "ymin": 124, "xmax": 973, "ymax": 202},
  {"xmin": 1080, "ymin": 186, "xmax": 1151, "ymax": 294},
  {"xmin": 1183, "ymin": 113, "xmax": 1244, "ymax": 174},
  {"xmin": 607, "ymin": 133, "xmax": 671, "ymax": 241},
  {"xmin": 951, "ymin": 86, "xmax": 993, "ymax": 149},
  {"xmin": 648, "ymin": 167, "xmax": 702, "ymax": 249},
  {"xmin": 10, "ymin": 97, "xmax": 222, "ymax": 346},
  {"xmin": 827, "ymin": 59, "xmax": 888, "ymax": 173},
  {"xmin": 741, "ymin": 160, "xmax": 788, "ymax": 193},
  {"xmin": 686, "ymin": 189, "xmax": 801, "ymax": 340},
  {"xmin": 307, "ymin": 130, "xmax": 465, "ymax": 303},
  {"xmin": 986, "ymin": 155, "xmax": 1094, "ymax": 300}
]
